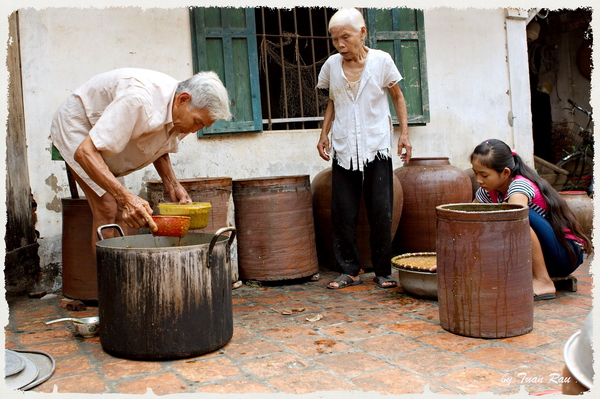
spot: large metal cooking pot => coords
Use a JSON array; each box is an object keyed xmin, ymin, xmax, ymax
[{"xmin": 95, "ymin": 224, "xmax": 236, "ymax": 360}]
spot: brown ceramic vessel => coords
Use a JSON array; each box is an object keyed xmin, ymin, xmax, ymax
[
  {"xmin": 233, "ymin": 175, "xmax": 318, "ymax": 281},
  {"xmin": 559, "ymin": 191, "xmax": 593, "ymax": 239},
  {"xmin": 393, "ymin": 158, "xmax": 472, "ymax": 254},
  {"xmin": 436, "ymin": 203, "xmax": 533, "ymax": 338},
  {"xmin": 62, "ymin": 198, "xmax": 97, "ymax": 301}
]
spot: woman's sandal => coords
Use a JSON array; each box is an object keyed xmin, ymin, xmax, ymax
[
  {"xmin": 327, "ymin": 274, "xmax": 363, "ymax": 290},
  {"xmin": 374, "ymin": 275, "xmax": 398, "ymax": 289},
  {"xmin": 534, "ymin": 293, "xmax": 556, "ymax": 301}
]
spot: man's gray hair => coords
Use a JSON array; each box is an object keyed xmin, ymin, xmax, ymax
[
  {"xmin": 176, "ymin": 71, "xmax": 232, "ymax": 121},
  {"xmin": 328, "ymin": 8, "xmax": 365, "ymax": 33}
]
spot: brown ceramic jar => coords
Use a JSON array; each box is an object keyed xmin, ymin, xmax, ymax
[
  {"xmin": 233, "ymin": 175, "xmax": 319, "ymax": 281},
  {"xmin": 393, "ymin": 158, "xmax": 472, "ymax": 254},
  {"xmin": 559, "ymin": 191, "xmax": 593, "ymax": 239},
  {"xmin": 436, "ymin": 203, "xmax": 533, "ymax": 338}
]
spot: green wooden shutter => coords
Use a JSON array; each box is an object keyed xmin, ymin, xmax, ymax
[
  {"xmin": 365, "ymin": 8, "xmax": 429, "ymax": 124},
  {"xmin": 190, "ymin": 7, "xmax": 262, "ymax": 135}
]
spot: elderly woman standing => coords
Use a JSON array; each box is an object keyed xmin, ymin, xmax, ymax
[{"xmin": 317, "ymin": 8, "xmax": 411, "ymax": 289}]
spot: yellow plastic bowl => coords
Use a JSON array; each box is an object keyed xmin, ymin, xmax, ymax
[{"xmin": 158, "ymin": 202, "xmax": 212, "ymax": 229}]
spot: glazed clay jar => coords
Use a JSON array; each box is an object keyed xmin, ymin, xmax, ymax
[
  {"xmin": 393, "ymin": 158, "xmax": 472, "ymax": 254},
  {"xmin": 62, "ymin": 198, "xmax": 135, "ymax": 301},
  {"xmin": 311, "ymin": 167, "xmax": 404, "ymax": 271},
  {"xmin": 559, "ymin": 191, "xmax": 593, "ymax": 239},
  {"xmin": 436, "ymin": 203, "xmax": 533, "ymax": 338},
  {"xmin": 464, "ymin": 168, "xmax": 479, "ymax": 201},
  {"xmin": 62, "ymin": 198, "xmax": 97, "ymax": 301}
]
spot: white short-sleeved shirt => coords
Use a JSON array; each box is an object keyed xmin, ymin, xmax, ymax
[
  {"xmin": 51, "ymin": 68, "xmax": 187, "ymax": 196},
  {"xmin": 316, "ymin": 48, "xmax": 402, "ymax": 171}
]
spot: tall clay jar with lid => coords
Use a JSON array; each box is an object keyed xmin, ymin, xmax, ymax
[
  {"xmin": 393, "ymin": 158, "xmax": 472, "ymax": 254},
  {"xmin": 559, "ymin": 191, "xmax": 593, "ymax": 239}
]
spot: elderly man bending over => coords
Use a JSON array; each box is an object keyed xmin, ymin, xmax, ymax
[{"xmin": 51, "ymin": 68, "xmax": 231, "ymax": 244}]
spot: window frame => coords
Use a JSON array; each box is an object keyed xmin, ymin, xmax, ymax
[
  {"xmin": 365, "ymin": 8, "xmax": 430, "ymax": 125},
  {"xmin": 189, "ymin": 7, "xmax": 262, "ymax": 136}
]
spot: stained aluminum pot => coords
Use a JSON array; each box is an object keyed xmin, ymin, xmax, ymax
[{"xmin": 95, "ymin": 224, "xmax": 236, "ymax": 360}]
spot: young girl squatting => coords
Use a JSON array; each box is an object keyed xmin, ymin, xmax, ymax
[{"xmin": 471, "ymin": 139, "xmax": 592, "ymax": 300}]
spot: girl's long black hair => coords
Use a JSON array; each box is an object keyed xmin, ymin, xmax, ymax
[{"xmin": 471, "ymin": 139, "xmax": 593, "ymax": 264}]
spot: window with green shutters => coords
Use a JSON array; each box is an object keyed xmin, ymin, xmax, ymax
[
  {"xmin": 190, "ymin": 7, "xmax": 429, "ymax": 135},
  {"xmin": 365, "ymin": 8, "xmax": 430, "ymax": 125},
  {"xmin": 189, "ymin": 7, "xmax": 262, "ymax": 136}
]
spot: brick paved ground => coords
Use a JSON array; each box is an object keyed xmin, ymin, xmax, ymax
[{"xmin": 4, "ymin": 258, "xmax": 593, "ymax": 396}]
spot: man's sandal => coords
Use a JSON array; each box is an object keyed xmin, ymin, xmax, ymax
[
  {"xmin": 374, "ymin": 275, "xmax": 398, "ymax": 289},
  {"xmin": 327, "ymin": 274, "xmax": 363, "ymax": 290}
]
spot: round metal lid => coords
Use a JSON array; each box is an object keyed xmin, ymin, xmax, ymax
[
  {"xmin": 5, "ymin": 349, "xmax": 26, "ymax": 377},
  {"xmin": 5, "ymin": 351, "xmax": 39, "ymax": 390}
]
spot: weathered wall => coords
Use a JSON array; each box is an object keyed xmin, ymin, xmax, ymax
[{"xmin": 16, "ymin": 7, "xmax": 532, "ymax": 277}]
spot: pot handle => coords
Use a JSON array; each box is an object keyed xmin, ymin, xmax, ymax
[
  {"xmin": 208, "ymin": 226, "xmax": 237, "ymax": 268},
  {"xmin": 97, "ymin": 224, "xmax": 125, "ymax": 241}
]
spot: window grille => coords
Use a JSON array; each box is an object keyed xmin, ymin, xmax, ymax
[{"xmin": 255, "ymin": 7, "xmax": 335, "ymax": 130}]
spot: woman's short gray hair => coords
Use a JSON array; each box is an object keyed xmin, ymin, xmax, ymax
[
  {"xmin": 328, "ymin": 8, "xmax": 366, "ymax": 32},
  {"xmin": 176, "ymin": 71, "xmax": 232, "ymax": 121}
]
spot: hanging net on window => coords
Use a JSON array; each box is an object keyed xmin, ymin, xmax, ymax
[{"xmin": 259, "ymin": 33, "xmax": 331, "ymax": 120}]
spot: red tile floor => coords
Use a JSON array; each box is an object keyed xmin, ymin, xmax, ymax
[{"xmin": 4, "ymin": 258, "xmax": 594, "ymax": 396}]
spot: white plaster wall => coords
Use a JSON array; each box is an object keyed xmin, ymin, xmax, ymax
[
  {"xmin": 17, "ymin": 7, "xmax": 532, "ymax": 266},
  {"xmin": 19, "ymin": 7, "xmax": 199, "ymax": 256},
  {"xmin": 413, "ymin": 7, "xmax": 532, "ymax": 169}
]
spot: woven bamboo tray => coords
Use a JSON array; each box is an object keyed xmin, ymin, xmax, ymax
[
  {"xmin": 391, "ymin": 252, "xmax": 438, "ymax": 300},
  {"xmin": 391, "ymin": 252, "xmax": 436, "ymax": 273}
]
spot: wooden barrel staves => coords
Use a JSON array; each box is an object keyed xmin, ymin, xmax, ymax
[
  {"xmin": 436, "ymin": 203, "xmax": 533, "ymax": 338},
  {"xmin": 233, "ymin": 175, "xmax": 319, "ymax": 281}
]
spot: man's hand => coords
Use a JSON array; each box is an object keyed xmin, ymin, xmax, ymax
[
  {"xmin": 153, "ymin": 153, "xmax": 192, "ymax": 205},
  {"xmin": 388, "ymin": 83, "xmax": 410, "ymax": 164},
  {"xmin": 121, "ymin": 193, "xmax": 157, "ymax": 232},
  {"xmin": 170, "ymin": 182, "xmax": 192, "ymax": 204},
  {"xmin": 74, "ymin": 136, "xmax": 157, "ymax": 230},
  {"xmin": 318, "ymin": 99, "xmax": 334, "ymax": 162}
]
